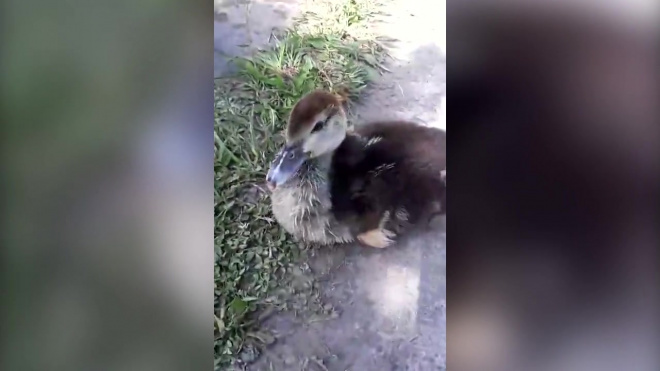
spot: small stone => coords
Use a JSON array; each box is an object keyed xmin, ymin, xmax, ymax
[
  {"xmin": 239, "ymin": 345, "xmax": 259, "ymax": 363},
  {"xmin": 284, "ymin": 355, "xmax": 296, "ymax": 365}
]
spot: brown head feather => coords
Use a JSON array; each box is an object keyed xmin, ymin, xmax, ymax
[{"xmin": 287, "ymin": 90, "xmax": 342, "ymax": 141}]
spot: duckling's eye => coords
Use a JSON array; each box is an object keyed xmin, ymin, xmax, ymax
[
  {"xmin": 311, "ymin": 120, "xmax": 325, "ymax": 133},
  {"xmin": 288, "ymin": 152, "xmax": 295, "ymax": 159}
]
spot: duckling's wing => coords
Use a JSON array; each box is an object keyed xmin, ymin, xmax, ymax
[
  {"xmin": 333, "ymin": 123, "xmax": 446, "ymax": 235},
  {"xmin": 329, "ymin": 135, "xmax": 377, "ymax": 232},
  {"xmin": 355, "ymin": 121, "xmax": 446, "ymax": 171},
  {"xmin": 330, "ymin": 133, "xmax": 407, "ymax": 234}
]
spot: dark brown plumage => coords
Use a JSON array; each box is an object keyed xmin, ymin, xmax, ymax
[{"xmin": 330, "ymin": 122, "xmax": 446, "ymax": 243}]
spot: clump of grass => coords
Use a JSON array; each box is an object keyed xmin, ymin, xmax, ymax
[
  {"xmin": 214, "ymin": 0, "xmax": 387, "ymax": 368},
  {"xmin": 297, "ymin": 0, "xmax": 384, "ymax": 38}
]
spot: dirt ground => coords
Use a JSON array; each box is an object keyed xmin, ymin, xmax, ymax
[{"xmin": 216, "ymin": 1, "xmax": 446, "ymax": 370}]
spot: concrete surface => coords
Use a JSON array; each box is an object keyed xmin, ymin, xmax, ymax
[
  {"xmin": 251, "ymin": 229, "xmax": 447, "ymax": 371},
  {"xmin": 216, "ymin": 1, "xmax": 447, "ymax": 370},
  {"xmin": 352, "ymin": 0, "xmax": 446, "ymax": 132},
  {"xmin": 214, "ymin": 0, "xmax": 304, "ymax": 77}
]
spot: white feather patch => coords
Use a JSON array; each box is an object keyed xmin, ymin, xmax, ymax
[
  {"xmin": 365, "ymin": 136, "xmax": 382, "ymax": 146},
  {"xmin": 370, "ymin": 163, "xmax": 396, "ymax": 177},
  {"xmin": 395, "ymin": 208, "xmax": 409, "ymax": 222}
]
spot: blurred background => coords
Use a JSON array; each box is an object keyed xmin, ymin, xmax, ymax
[
  {"xmin": 1, "ymin": 1, "xmax": 213, "ymax": 370},
  {"xmin": 1, "ymin": 0, "xmax": 658, "ymax": 371},
  {"xmin": 448, "ymin": 1, "xmax": 659, "ymax": 371}
]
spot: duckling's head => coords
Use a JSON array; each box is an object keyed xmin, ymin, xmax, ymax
[{"xmin": 266, "ymin": 90, "xmax": 347, "ymax": 189}]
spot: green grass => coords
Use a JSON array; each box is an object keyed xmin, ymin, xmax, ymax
[{"xmin": 214, "ymin": 0, "xmax": 387, "ymax": 368}]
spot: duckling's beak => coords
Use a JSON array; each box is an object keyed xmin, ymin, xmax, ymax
[{"xmin": 266, "ymin": 143, "xmax": 308, "ymax": 190}]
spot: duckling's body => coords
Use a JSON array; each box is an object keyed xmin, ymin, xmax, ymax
[
  {"xmin": 270, "ymin": 153, "xmax": 354, "ymax": 244},
  {"xmin": 331, "ymin": 121, "xmax": 446, "ymax": 247},
  {"xmin": 267, "ymin": 90, "xmax": 446, "ymax": 248}
]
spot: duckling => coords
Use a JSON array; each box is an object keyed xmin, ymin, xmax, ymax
[
  {"xmin": 266, "ymin": 91, "xmax": 354, "ymax": 245},
  {"xmin": 266, "ymin": 90, "xmax": 446, "ymax": 248}
]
